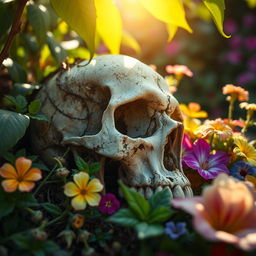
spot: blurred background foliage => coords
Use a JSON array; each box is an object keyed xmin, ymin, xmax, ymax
[{"xmin": 0, "ymin": 0, "xmax": 255, "ymax": 118}]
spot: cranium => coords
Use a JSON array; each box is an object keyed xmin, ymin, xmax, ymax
[{"xmin": 31, "ymin": 54, "xmax": 192, "ymax": 198}]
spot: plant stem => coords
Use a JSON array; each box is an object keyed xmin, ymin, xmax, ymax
[
  {"xmin": 228, "ymin": 96, "xmax": 236, "ymax": 124},
  {"xmin": 0, "ymin": 0, "xmax": 28, "ymax": 66}
]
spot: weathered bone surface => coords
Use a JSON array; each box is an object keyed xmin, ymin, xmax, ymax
[{"xmin": 31, "ymin": 54, "xmax": 192, "ymax": 198}]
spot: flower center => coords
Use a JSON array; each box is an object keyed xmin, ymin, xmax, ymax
[
  {"xmin": 105, "ymin": 201, "xmax": 112, "ymax": 208},
  {"xmin": 201, "ymin": 160, "xmax": 209, "ymax": 170},
  {"xmin": 80, "ymin": 189, "xmax": 87, "ymax": 195},
  {"xmin": 239, "ymin": 168, "xmax": 248, "ymax": 177}
]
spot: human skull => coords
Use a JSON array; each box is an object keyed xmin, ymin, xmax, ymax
[{"xmin": 31, "ymin": 55, "xmax": 192, "ymax": 199}]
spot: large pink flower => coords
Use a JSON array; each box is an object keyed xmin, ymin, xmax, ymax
[{"xmin": 172, "ymin": 174, "xmax": 256, "ymax": 251}]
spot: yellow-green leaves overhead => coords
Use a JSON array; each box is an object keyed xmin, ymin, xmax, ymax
[
  {"xmin": 138, "ymin": 0, "xmax": 192, "ymax": 39},
  {"xmin": 50, "ymin": 0, "xmax": 96, "ymax": 58},
  {"xmin": 246, "ymin": 0, "xmax": 256, "ymax": 8},
  {"xmin": 95, "ymin": 0, "xmax": 122, "ymax": 54},
  {"xmin": 203, "ymin": 0, "xmax": 230, "ymax": 38}
]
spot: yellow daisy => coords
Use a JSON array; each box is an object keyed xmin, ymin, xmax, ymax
[
  {"xmin": 180, "ymin": 103, "xmax": 208, "ymax": 119},
  {"xmin": 64, "ymin": 172, "xmax": 103, "ymax": 210},
  {"xmin": 234, "ymin": 138, "xmax": 256, "ymax": 166}
]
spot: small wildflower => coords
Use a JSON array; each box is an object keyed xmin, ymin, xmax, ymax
[
  {"xmin": 165, "ymin": 221, "xmax": 187, "ymax": 240},
  {"xmin": 180, "ymin": 103, "xmax": 208, "ymax": 119},
  {"xmin": 223, "ymin": 119, "xmax": 245, "ymax": 129},
  {"xmin": 72, "ymin": 214, "xmax": 85, "ymax": 229},
  {"xmin": 55, "ymin": 167, "xmax": 70, "ymax": 178},
  {"xmin": 31, "ymin": 229, "xmax": 48, "ymax": 241},
  {"xmin": 172, "ymin": 173, "xmax": 256, "ymax": 251},
  {"xmin": 99, "ymin": 193, "xmax": 120, "ymax": 214},
  {"xmin": 183, "ymin": 139, "xmax": 229, "ymax": 179},
  {"xmin": 58, "ymin": 230, "xmax": 76, "ymax": 249},
  {"xmin": 240, "ymin": 102, "xmax": 256, "ymax": 111},
  {"xmin": 222, "ymin": 84, "xmax": 249, "ymax": 101},
  {"xmin": 0, "ymin": 157, "xmax": 42, "ymax": 192},
  {"xmin": 233, "ymin": 138, "xmax": 256, "ymax": 166},
  {"xmin": 64, "ymin": 172, "xmax": 103, "ymax": 210},
  {"xmin": 230, "ymin": 161, "xmax": 256, "ymax": 180},
  {"xmin": 195, "ymin": 118, "xmax": 233, "ymax": 140},
  {"xmin": 78, "ymin": 229, "xmax": 90, "ymax": 248},
  {"xmin": 183, "ymin": 117, "xmax": 201, "ymax": 138},
  {"xmin": 166, "ymin": 65, "xmax": 193, "ymax": 79}
]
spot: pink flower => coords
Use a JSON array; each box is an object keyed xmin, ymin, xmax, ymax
[
  {"xmin": 245, "ymin": 36, "xmax": 256, "ymax": 50},
  {"xmin": 172, "ymin": 174, "xmax": 256, "ymax": 251},
  {"xmin": 248, "ymin": 56, "xmax": 256, "ymax": 72},
  {"xmin": 99, "ymin": 193, "xmax": 120, "ymax": 214},
  {"xmin": 226, "ymin": 51, "xmax": 242, "ymax": 65},
  {"xmin": 183, "ymin": 139, "xmax": 229, "ymax": 179},
  {"xmin": 224, "ymin": 19, "xmax": 237, "ymax": 34},
  {"xmin": 236, "ymin": 72, "xmax": 255, "ymax": 85},
  {"xmin": 229, "ymin": 36, "xmax": 242, "ymax": 49},
  {"xmin": 182, "ymin": 134, "xmax": 193, "ymax": 167},
  {"xmin": 165, "ymin": 41, "xmax": 180, "ymax": 56},
  {"xmin": 166, "ymin": 65, "xmax": 193, "ymax": 78},
  {"xmin": 243, "ymin": 14, "xmax": 255, "ymax": 27}
]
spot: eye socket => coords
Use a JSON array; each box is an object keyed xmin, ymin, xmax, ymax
[{"xmin": 114, "ymin": 99, "xmax": 158, "ymax": 138}]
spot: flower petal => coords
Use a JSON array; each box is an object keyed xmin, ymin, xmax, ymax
[
  {"xmin": 193, "ymin": 139, "xmax": 210, "ymax": 164},
  {"xmin": 1, "ymin": 179, "xmax": 18, "ymax": 192},
  {"xmin": 208, "ymin": 151, "xmax": 229, "ymax": 166},
  {"xmin": 74, "ymin": 172, "xmax": 89, "ymax": 189},
  {"xmin": 23, "ymin": 168, "xmax": 42, "ymax": 181},
  {"xmin": 18, "ymin": 181, "xmax": 35, "ymax": 192},
  {"xmin": 0, "ymin": 163, "xmax": 17, "ymax": 178},
  {"xmin": 85, "ymin": 192, "xmax": 101, "ymax": 206},
  {"xmin": 71, "ymin": 195, "xmax": 86, "ymax": 210},
  {"xmin": 15, "ymin": 157, "xmax": 32, "ymax": 176},
  {"xmin": 183, "ymin": 154, "xmax": 200, "ymax": 170},
  {"xmin": 64, "ymin": 182, "xmax": 80, "ymax": 197},
  {"xmin": 198, "ymin": 165, "xmax": 229, "ymax": 180},
  {"xmin": 86, "ymin": 178, "xmax": 103, "ymax": 193}
]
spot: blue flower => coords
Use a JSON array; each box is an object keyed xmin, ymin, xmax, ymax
[
  {"xmin": 165, "ymin": 221, "xmax": 186, "ymax": 240},
  {"xmin": 230, "ymin": 161, "xmax": 256, "ymax": 180}
]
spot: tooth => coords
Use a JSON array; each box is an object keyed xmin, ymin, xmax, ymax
[
  {"xmin": 172, "ymin": 185, "xmax": 185, "ymax": 198},
  {"xmin": 145, "ymin": 187, "xmax": 153, "ymax": 199},
  {"xmin": 166, "ymin": 186, "xmax": 173, "ymax": 200},
  {"xmin": 138, "ymin": 188, "xmax": 144, "ymax": 197},
  {"xmin": 155, "ymin": 186, "xmax": 163, "ymax": 193},
  {"xmin": 184, "ymin": 186, "xmax": 193, "ymax": 197}
]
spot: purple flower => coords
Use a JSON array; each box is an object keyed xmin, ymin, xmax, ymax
[
  {"xmin": 99, "ymin": 193, "xmax": 120, "ymax": 215},
  {"xmin": 224, "ymin": 19, "xmax": 237, "ymax": 34},
  {"xmin": 245, "ymin": 36, "xmax": 256, "ymax": 50},
  {"xmin": 182, "ymin": 134, "xmax": 193, "ymax": 167},
  {"xmin": 230, "ymin": 161, "xmax": 256, "ymax": 180},
  {"xmin": 229, "ymin": 36, "xmax": 242, "ymax": 48},
  {"xmin": 248, "ymin": 56, "xmax": 256, "ymax": 72},
  {"xmin": 183, "ymin": 139, "xmax": 229, "ymax": 179},
  {"xmin": 243, "ymin": 14, "xmax": 255, "ymax": 27},
  {"xmin": 236, "ymin": 72, "xmax": 255, "ymax": 84},
  {"xmin": 226, "ymin": 51, "xmax": 242, "ymax": 64},
  {"xmin": 165, "ymin": 221, "xmax": 186, "ymax": 240}
]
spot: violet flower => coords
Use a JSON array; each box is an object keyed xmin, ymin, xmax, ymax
[
  {"xmin": 165, "ymin": 221, "xmax": 187, "ymax": 240},
  {"xmin": 182, "ymin": 134, "xmax": 193, "ymax": 167},
  {"xmin": 230, "ymin": 161, "xmax": 256, "ymax": 181},
  {"xmin": 183, "ymin": 139, "xmax": 229, "ymax": 179},
  {"xmin": 99, "ymin": 193, "xmax": 120, "ymax": 215}
]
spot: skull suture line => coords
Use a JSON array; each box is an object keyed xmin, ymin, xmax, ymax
[{"xmin": 31, "ymin": 55, "xmax": 192, "ymax": 199}]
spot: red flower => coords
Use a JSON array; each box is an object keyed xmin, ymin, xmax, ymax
[{"xmin": 99, "ymin": 193, "xmax": 120, "ymax": 214}]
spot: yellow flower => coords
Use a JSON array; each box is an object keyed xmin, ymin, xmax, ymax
[
  {"xmin": 240, "ymin": 102, "xmax": 256, "ymax": 111},
  {"xmin": 64, "ymin": 172, "xmax": 103, "ymax": 210},
  {"xmin": 222, "ymin": 84, "xmax": 249, "ymax": 101},
  {"xmin": 183, "ymin": 117, "xmax": 201, "ymax": 138},
  {"xmin": 180, "ymin": 103, "xmax": 208, "ymax": 118},
  {"xmin": 195, "ymin": 118, "xmax": 233, "ymax": 140},
  {"xmin": 0, "ymin": 157, "xmax": 42, "ymax": 192},
  {"xmin": 234, "ymin": 138, "xmax": 256, "ymax": 166}
]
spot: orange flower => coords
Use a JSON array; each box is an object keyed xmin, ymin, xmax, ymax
[
  {"xmin": 180, "ymin": 103, "xmax": 208, "ymax": 119},
  {"xmin": 172, "ymin": 174, "xmax": 256, "ymax": 251},
  {"xmin": 72, "ymin": 214, "xmax": 85, "ymax": 229},
  {"xmin": 195, "ymin": 118, "xmax": 233, "ymax": 140},
  {"xmin": 0, "ymin": 157, "xmax": 42, "ymax": 192},
  {"xmin": 222, "ymin": 84, "xmax": 249, "ymax": 101},
  {"xmin": 240, "ymin": 102, "xmax": 256, "ymax": 111},
  {"xmin": 166, "ymin": 64, "xmax": 193, "ymax": 78}
]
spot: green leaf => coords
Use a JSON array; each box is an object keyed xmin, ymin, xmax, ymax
[
  {"xmin": 28, "ymin": 100, "xmax": 41, "ymax": 116},
  {"xmin": 41, "ymin": 203, "xmax": 62, "ymax": 216},
  {"xmin": 148, "ymin": 187, "xmax": 172, "ymax": 209},
  {"xmin": 16, "ymin": 193, "xmax": 38, "ymax": 207},
  {"xmin": 16, "ymin": 95, "xmax": 28, "ymax": 113},
  {"xmin": 119, "ymin": 181, "xmax": 150, "ymax": 221},
  {"xmin": 203, "ymin": 0, "xmax": 230, "ymax": 38},
  {"xmin": 75, "ymin": 156, "xmax": 89, "ymax": 172},
  {"xmin": 108, "ymin": 208, "xmax": 139, "ymax": 227},
  {"xmin": 138, "ymin": 0, "xmax": 192, "ymax": 33},
  {"xmin": 27, "ymin": 3, "xmax": 50, "ymax": 46},
  {"xmin": 0, "ymin": 2, "xmax": 13, "ymax": 36},
  {"xmin": 3, "ymin": 58, "xmax": 27, "ymax": 83},
  {"xmin": 0, "ymin": 199, "xmax": 15, "ymax": 219},
  {"xmin": 29, "ymin": 114, "xmax": 49, "ymax": 122},
  {"xmin": 0, "ymin": 110, "xmax": 30, "ymax": 155},
  {"xmin": 50, "ymin": 0, "xmax": 96, "ymax": 59},
  {"xmin": 95, "ymin": 0, "xmax": 122, "ymax": 54},
  {"xmin": 148, "ymin": 206, "xmax": 172, "ymax": 224},
  {"xmin": 46, "ymin": 32, "xmax": 67, "ymax": 63},
  {"xmin": 88, "ymin": 162, "xmax": 101, "ymax": 175},
  {"xmin": 135, "ymin": 222, "xmax": 164, "ymax": 239}
]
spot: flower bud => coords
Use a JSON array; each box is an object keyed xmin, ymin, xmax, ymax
[
  {"xmin": 78, "ymin": 229, "xmax": 90, "ymax": 247},
  {"xmin": 112, "ymin": 241, "xmax": 121, "ymax": 252},
  {"xmin": 72, "ymin": 214, "xmax": 85, "ymax": 229},
  {"xmin": 31, "ymin": 210, "xmax": 43, "ymax": 223},
  {"xmin": 58, "ymin": 230, "xmax": 76, "ymax": 249},
  {"xmin": 31, "ymin": 229, "xmax": 48, "ymax": 241},
  {"xmin": 55, "ymin": 167, "xmax": 70, "ymax": 178}
]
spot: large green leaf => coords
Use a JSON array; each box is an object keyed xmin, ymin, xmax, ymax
[
  {"xmin": 203, "ymin": 0, "xmax": 230, "ymax": 38},
  {"xmin": 108, "ymin": 208, "xmax": 139, "ymax": 227},
  {"xmin": 95, "ymin": 0, "xmax": 122, "ymax": 54},
  {"xmin": 50, "ymin": 0, "xmax": 96, "ymax": 59},
  {"xmin": 3, "ymin": 58, "xmax": 26, "ymax": 83},
  {"xmin": 0, "ymin": 110, "xmax": 30, "ymax": 155},
  {"xmin": 27, "ymin": 3, "xmax": 50, "ymax": 46},
  {"xmin": 135, "ymin": 222, "xmax": 164, "ymax": 239},
  {"xmin": 139, "ymin": 0, "xmax": 192, "ymax": 33},
  {"xmin": 148, "ymin": 187, "xmax": 172, "ymax": 209}
]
